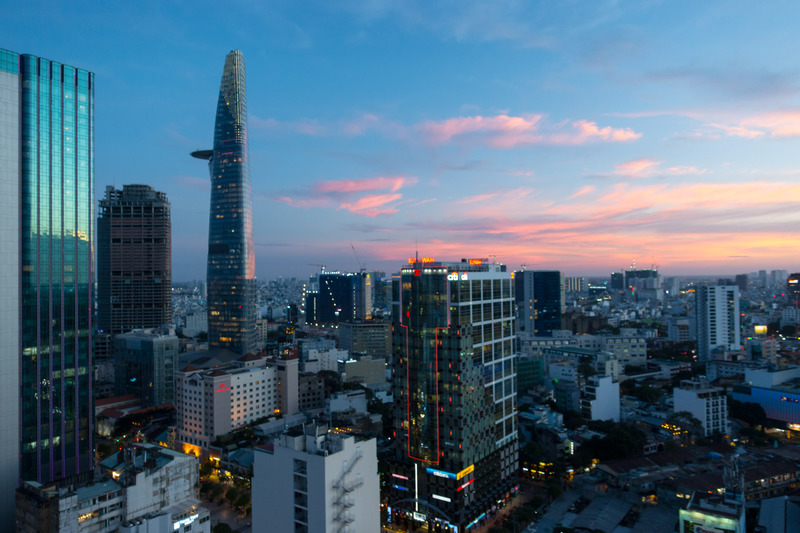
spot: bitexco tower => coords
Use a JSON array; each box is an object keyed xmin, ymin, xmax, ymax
[{"xmin": 192, "ymin": 50, "xmax": 256, "ymax": 355}]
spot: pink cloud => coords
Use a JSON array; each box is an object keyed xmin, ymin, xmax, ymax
[
  {"xmin": 275, "ymin": 175, "xmax": 417, "ymax": 217},
  {"xmin": 417, "ymin": 114, "xmax": 641, "ymax": 148},
  {"xmin": 316, "ymin": 176, "xmax": 416, "ymax": 194},
  {"xmin": 568, "ymin": 185, "xmax": 595, "ymax": 199},
  {"xmin": 602, "ymin": 158, "xmax": 706, "ymax": 179},
  {"xmin": 340, "ymin": 193, "xmax": 403, "ymax": 217},
  {"xmin": 614, "ymin": 158, "xmax": 662, "ymax": 177}
]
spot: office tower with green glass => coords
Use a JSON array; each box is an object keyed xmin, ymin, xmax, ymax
[
  {"xmin": 0, "ymin": 49, "xmax": 94, "ymax": 521},
  {"xmin": 192, "ymin": 50, "xmax": 256, "ymax": 356},
  {"xmin": 389, "ymin": 258, "xmax": 518, "ymax": 531}
]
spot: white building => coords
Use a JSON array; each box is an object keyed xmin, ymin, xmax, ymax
[
  {"xmin": 673, "ymin": 379, "xmax": 729, "ymax": 437},
  {"xmin": 252, "ymin": 424, "xmax": 379, "ymax": 533},
  {"xmin": 304, "ymin": 347, "xmax": 348, "ymax": 374},
  {"xmin": 176, "ymin": 353, "xmax": 297, "ymax": 453},
  {"xmin": 696, "ymin": 285, "xmax": 740, "ymax": 361},
  {"xmin": 580, "ymin": 375, "xmax": 620, "ymax": 422},
  {"xmin": 17, "ymin": 444, "xmax": 209, "ymax": 533}
]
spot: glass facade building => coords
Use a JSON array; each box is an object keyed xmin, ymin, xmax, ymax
[
  {"xmin": 0, "ymin": 48, "xmax": 94, "ymax": 520},
  {"xmin": 193, "ymin": 50, "xmax": 256, "ymax": 355},
  {"xmin": 389, "ymin": 259, "xmax": 518, "ymax": 531},
  {"xmin": 514, "ymin": 270, "xmax": 565, "ymax": 336}
]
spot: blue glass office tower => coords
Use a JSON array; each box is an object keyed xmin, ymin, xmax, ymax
[
  {"xmin": 514, "ymin": 270, "xmax": 565, "ymax": 336},
  {"xmin": 193, "ymin": 50, "xmax": 256, "ymax": 355},
  {"xmin": 0, "ymin": 49, "xmax": 94, "ymax": 520}
]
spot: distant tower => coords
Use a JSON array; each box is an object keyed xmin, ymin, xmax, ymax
[
  {"xmin": 696, "ymin": 285, "xmax": 741, "ymax": 360},
  {"xmin": 97, "ymin": 185, "xmax": 172, "ymax": 336},
  {"xmin": 192, "ymin": 50, "xmax": 256, "ymax": 355}
]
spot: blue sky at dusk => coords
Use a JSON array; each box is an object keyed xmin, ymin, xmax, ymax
[{"xmin": 5, "ymin": 1, "xmax": 800, "ymax": 280}]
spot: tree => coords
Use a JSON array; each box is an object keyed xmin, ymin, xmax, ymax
[
  {"xmin": 200, "ymin": 460, "xmax": 215, "ymax": 477},
  {"xmin": 212, "ymin": 524, "xmax": 234, "ymax": 533},
  {"xmin": 225, "ymin": 486, "xmax": 240, "ymax": 506},
  {"xmin": 235, "ymin": 492, "xmax": 251, "ymax": 511},
  {"xmin": 209, "ymin": 483, "xmax": 224, "ymax": 503},
  {"xmin": 728, "ymin": 399, "xmax": 767, "ymax": 428}
]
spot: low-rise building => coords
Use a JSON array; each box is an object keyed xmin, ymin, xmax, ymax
[
  {"xmin": 673, "ymin": 379, "xmax": 729, "ymax": 437},
  {"xmin": 581, "ymin": 375, "xmax": 620, "ymax": 422},
  {"xmin": 176, "ymin": 353, "xmax": 297, "ymax": 453},
  {"xmin": 16, "ymin": 444, "xmax": 209, "ymax": 533},
  {"xmin": 252, "ymin": 424, "xmax": 379, "ymax": 533}
]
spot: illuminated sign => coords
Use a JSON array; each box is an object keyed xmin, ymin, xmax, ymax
[
  {"xmin": 457, "ymin": 478, "xmax": 475, "ymax": 492},
  {"xmin": 432, "ymin": 494, "xmax": 452, "ymax": 503},
  {"xmin": 408, "ymin": 257, "xmax": 436, "ymax": 264},
  {"xmin": 173, "ymin": 513, "xmax": 199, "ymax": 530},
  {"xmin": 456, "ymin": 464, "xmax": 474, "ymax": 479},
  {"xmin": 447, "ymin": 273, "xmax": 469, "ymax": 281},
  {"xmin": 426, "ymin": 467, "xmax": 457, "ymax": 480},
  {"xmin": 215, "ymin": 382, "xmax": 230, "ymax": 393},
  {"xmin": 754, "ymin": 325, "xmax": 767, "ymax": 334},
  {"xmin": 468, "ymin": 259, "xmax": 482, "ymax": 265},
  {"xmin": 393, "ymin": 484, "xmax": 409, "ymax": 491},
  {"xmin": 391, "ymin": 473, "xmax": 409, "ymax": 480}
]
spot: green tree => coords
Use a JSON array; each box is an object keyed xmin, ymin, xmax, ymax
[
  {"xmin": 225, "ymin": 486, "xmax": 240, "ymax": 505},
  {"xmin": 235, "ymin": 492, "xmax": 251, "ymax": 511}
]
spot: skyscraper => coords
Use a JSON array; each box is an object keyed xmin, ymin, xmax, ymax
[
  {"xmin": 192, "ymin": 50, "xmax": 256, "ymax": 355},
  {"xmin": 389, "ymin": 258, "xmax": 518, "ymax": 531},
  {"xmin": 514, "ymin": 270, "xmax": 565, "ymax": 336},
  {"xmin": 0, "ymin": 49, "xmax": 94, "ymax": 519},
  {"xmin": 696, "ymin": 284, "xmax": 741, "ymax": 361},
  {"xmin": 97, "ymin": 184, "xmax": 171, "ymax": 336}
]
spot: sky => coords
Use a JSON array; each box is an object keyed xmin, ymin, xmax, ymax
[{"xmin": 4, "ymin": 1, "xmax": 800, "ymax": 281}]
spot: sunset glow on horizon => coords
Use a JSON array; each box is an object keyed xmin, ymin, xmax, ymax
[{"xmin": 5, "ymin": 1, "xmax": 800, "ymax": 278}]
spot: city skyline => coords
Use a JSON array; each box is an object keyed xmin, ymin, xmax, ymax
[{"xmin": 4, "ymin": 2, "xmax": 800, "ymax": 280}]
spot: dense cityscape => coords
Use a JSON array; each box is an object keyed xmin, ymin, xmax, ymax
[{"xmin": 4, "ymin": 3, "xmax": 800, "ymax": 533}]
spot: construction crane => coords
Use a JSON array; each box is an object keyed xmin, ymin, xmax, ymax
[
  {"xmin": 351, "ymin": 244, "xmax": 366, "ymax": 273},
  {"xmin": 307, "ymin": 263, "xmax": 326, "ymax": 273}
]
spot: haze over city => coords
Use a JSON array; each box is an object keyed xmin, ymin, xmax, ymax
[{"xmin": 4, "ymin": 1, "xmax": 800, "ymax": 280}]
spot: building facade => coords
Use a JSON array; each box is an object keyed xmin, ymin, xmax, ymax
[
  {"xmin": 305, "ymin": 272, "xmax": 371, "ymax": 326},
  {"xmin": 515, "ymin": 270, "xmax": 565, "ymax": 336},
  {"xmin": 97, "ymin": 184, "xmax": 171, "ymax": 336},
  {"xmin": 0, "ymin": 49, "xmax": 95, "ymax": 520},
  {"xmin": 338, "ymin": 320, "xmax": 392, "ymax": 359},
  {"xmin": 176, "ymin": 354, "xmax": 297, "ymax": 453},
  {"xmin": 696, "ymin": 285, "xmax": 741, "ymax": 360},
  {"xmin": 114, "ymin": 328, "xmax": 179, "ymax": 407},
  {"xmin": 389, "ymin": 259, "xmax": 518, "ymax": 531},
  {"xmin": 252, "ymin": 424, "xmax": 379, "ymax": 533},
  {"xmin": 192, "ymin": 50, "xmax": 256, "ymax": 355},
  {"xmin": 673, "ymin": 379, "xmax": 729, "ymax": 437}
]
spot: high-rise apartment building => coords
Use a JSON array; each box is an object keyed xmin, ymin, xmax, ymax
[
  {"xmin": 0, "ymin": 49, "xmax": 94, "ymax": 520},
  {"xmin": 515, "ymin": 270, "xmax": 565, "ymax": 336},
  {"xmin": 389, "ymin": 259, "xmax": 518, "ymax": 531},
  {"xmin": 192, "ymin": 50, "xmax": 256, "ymax": 355},
  {"xmin": 97, "ymin": 184, "xmax": 171, "ymax": 336},
  {"xmin": 696, "ymin": 284, "xmax": 741, "ymax": 361}
]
